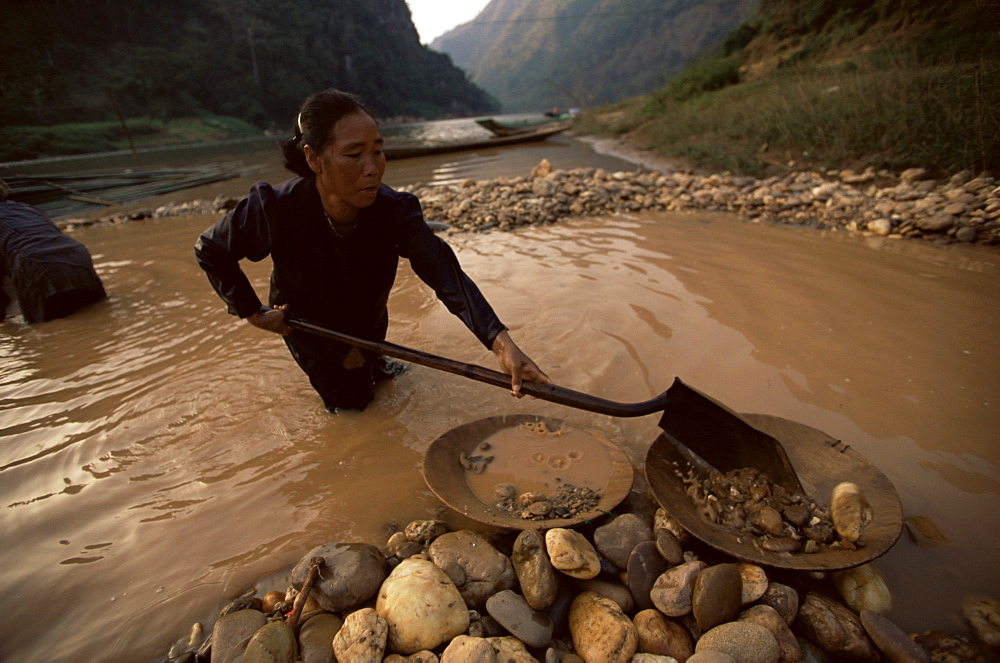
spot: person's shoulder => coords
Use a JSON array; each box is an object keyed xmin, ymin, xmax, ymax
[
  {"xmin": 0, "ymin": 199, "xmax": 59, "ymax": 230},
  {"xmin": 250, "ymin": 176, "xmax": 309, "ymax": 203},
  {"xmin": 373, "ymin": 183, "xmax": 421, "ymax": 216},
  {"xmin": 375, "ymin": 183, "xmax": 417, "ymax": 203}
]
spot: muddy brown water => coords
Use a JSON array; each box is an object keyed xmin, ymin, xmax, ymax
[{"xmin": 1, "ymin": 137, "xmax": 998, "ymax": 660}]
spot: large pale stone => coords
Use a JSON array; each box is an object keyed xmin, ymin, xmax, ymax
[
  {"xmin": 867, "ymin": 218, "xmax": 893, "ymax": 236},
  {"xmin": 384, "ymin": 652, "xmax": 439, "ymax": 663},
  {"xmin": 695, "ymin": 621, "xmax": 780, "ymax": 663},
  {"xmin": 576, "ymin": 576, "xmax": 635, "ymax": 614},
  {"xmin": 441, "ymin": 635, "xmax": 495, "ymax": 662},
  {"xmin": 512, "ymin": 528, "xmax": 559, "ymax": 611},
  {"xmin": 569, "ymin": 590, "xmax": 638, "ymax": 663},
  {"xmin": 376, "ymin": 558, "xmax": 470, "ymax": 655},
  {"xmin": 650, "ymin": 561, "xmax": 706, "ymax": 617},
  {"xmin": 333, "ymin": 608, "xmax": 387, "ymax": 663},
  {"xmin": 545, "ymin": 528, "xmax": 601, "ymax": 579},
  {"xmin": 633, "ymin": 609, "xmax": 694, "ymax": 661},
  {"xmin": 736, "ymin": 564, "xmax": 769, "ymax": 605},
  {"xmin": 832, "ymin": 564, "xmax": 893, "ymax": 615},
  {"xmin": 428, "ymin": 530, "xmax": 516, "ymax": 609},
  {"xmin": 739, "ymin": 604, "xmax": 801, "ymax": 663}
]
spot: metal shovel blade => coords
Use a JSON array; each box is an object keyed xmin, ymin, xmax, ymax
[{"xmin": 658, "ymin": 379, "xmax": 804, "ymax": 493}]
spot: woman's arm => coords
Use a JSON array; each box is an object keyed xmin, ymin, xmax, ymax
[
  {"xmin": 194, "ymin": 183, "xmax": 288, "ymax": 335},
  {"xmin": 396, "ymin": 195, "xmax": 549, "ymax": 394},
  {"xmin": 491, "ymin": 329, "xmax": 550, "ymax": 397}
]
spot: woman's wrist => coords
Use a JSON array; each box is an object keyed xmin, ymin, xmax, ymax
[{"xmin": 491, "ymin": 328, "xmax": 511, "ymax": 353}]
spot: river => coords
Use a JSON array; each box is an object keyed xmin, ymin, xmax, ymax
[{"xmin": 1, "ymin": 130, "xmax": 998, "ymax": 661}]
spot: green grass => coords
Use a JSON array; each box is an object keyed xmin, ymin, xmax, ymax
[
  {"xmin": 0, "ymin": 115, "xmax": 262, "ymax": 162},
  {"xmin": 579, "ymin": 48, "xmax": 999, "ymax": 177}
]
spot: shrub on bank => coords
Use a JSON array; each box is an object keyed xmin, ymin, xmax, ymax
[{"xmin": 636, "ymin": 53, "xmax": 998, "ymax": 177}]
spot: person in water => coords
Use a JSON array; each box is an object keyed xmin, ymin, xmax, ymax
[
  {"xmin": 195, "ymin": 89, "xmax": 549, "ymax": 411},
  {"xmin": 0, "ymin": 180, "xmax": 107, "ymax": 323}
]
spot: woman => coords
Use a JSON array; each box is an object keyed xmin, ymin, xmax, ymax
[{"xmin": 195, "ymin": 89, "xmax": 548, "ymax": 411}]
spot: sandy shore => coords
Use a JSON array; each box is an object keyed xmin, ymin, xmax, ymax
[{"xmin": 576, "ymin": 135, "xmax": 691, "ymax": 174}]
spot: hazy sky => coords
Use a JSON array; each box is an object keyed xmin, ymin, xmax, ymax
[{"xmin": 406, "ymin": 0, "xmax": 492, "ymax": 44}]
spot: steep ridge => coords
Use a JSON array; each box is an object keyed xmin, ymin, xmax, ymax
[{"xmin": 431, "ymin": 0, "xmax": 757, "ymax": 112}]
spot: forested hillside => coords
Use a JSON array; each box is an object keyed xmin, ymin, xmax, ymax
[
  {"xmin": 431, "ymin": 0, "xmax": 757, "ymax": 112},
  {"xmin": 0, "ymin": 0, "xmax": 497, "ymax": 130}
]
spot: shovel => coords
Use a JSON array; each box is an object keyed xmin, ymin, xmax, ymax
[
  {"xmin": 284, "ymin": 313, "xmax": 903, "ymax": 569},
  {"xmin": 284, "ymin": 313, "xmax": 802, "ymax": 492}
]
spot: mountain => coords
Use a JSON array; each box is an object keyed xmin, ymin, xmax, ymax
[
  {"xmin": 430, "ymin": 0, "xmax": 758, "ymax": 112},
  {"xmin": 0, "ymin": 0, "xmax": 498, "ymax": 129},
  {"xmin": 577, "ymin": 0, "xmax": 999, "ymax": 176}
]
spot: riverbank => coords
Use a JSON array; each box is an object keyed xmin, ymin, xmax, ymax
[{"xmin": 60, "ymin": 142, "xmax": 1000, "ymax": 247}]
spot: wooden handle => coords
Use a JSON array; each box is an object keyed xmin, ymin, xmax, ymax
[{"xmin": 284, "ymin": 314, "xmax": 667, "ymax": 418}]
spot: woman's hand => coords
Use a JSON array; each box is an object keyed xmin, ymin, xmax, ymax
[
  {"xmin": 246, "ymin": 304, "xmax": 292, "ymax": 336},
  {"xmin": 491, "ymin": 330, "xmax": 550, "ymax": 397}
]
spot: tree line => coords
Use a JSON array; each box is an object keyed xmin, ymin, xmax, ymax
[{"xmin": 0, "ymin": 0, "xmax": 499, "ymax": 131}]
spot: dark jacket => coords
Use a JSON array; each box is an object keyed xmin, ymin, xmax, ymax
[
  {"xmin": 194, "ymin": 177, "xmax": 506, "ymax": 348},
  {"xmin": 0, "ymin": 200, "xmax": 105, "ymax": 323}
]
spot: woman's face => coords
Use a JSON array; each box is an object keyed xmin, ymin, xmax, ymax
[{"xmin": 306, "ymin": 111, "xmax": 386, "ymax": 218}]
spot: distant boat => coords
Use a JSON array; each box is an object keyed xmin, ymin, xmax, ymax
[
  {"xmin": 475, "ymin": 112, "xmax": 573, "ymax": 137},
  {"xmin": 384, "ymin": 121, "xmax": 571, "ymax": 160}
]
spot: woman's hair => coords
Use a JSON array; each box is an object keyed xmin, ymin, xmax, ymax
[{"xmin": 279, "ymin": 89, "xmax": 376, "ymax": 178}]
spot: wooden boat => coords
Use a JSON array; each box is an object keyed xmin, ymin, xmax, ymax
[
  {"xmin": 475, "ymin": 112, "xmax": 573, "ymax": 137},
  {"xmin": 383, "ymin": 121, "xmax": 571, "ymax": 160}
]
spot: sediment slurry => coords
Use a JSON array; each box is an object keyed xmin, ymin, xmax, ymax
[{"xmin": 64, "ymin": 161, "xmax": 999, "ymax": 246}]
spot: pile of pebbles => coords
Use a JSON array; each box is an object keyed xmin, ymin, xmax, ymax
[
  {"xmin": 162, "ymin": 484, "xmax": 999, "ymax": 663},
  {"xmin": 492, "ymin": 482, "xmax": 603, "ymax": 522},
  {"xmin": 408, "ymin": 163, "xmax": 999, "ymax": 245},
  {"xmin": 683, "ymin": 468, "xmax": 841, "ymax": 556},
  {"xmin": 61, "ymin": 164, "xmax": 998, "ymax": 246}
]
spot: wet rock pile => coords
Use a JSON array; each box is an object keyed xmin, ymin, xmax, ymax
[
  {"xmin": 405, "ymin": 163, "xmax": 998, "ymax": 245},
  {"xmin": 162, "ymin": 490, "xmax": 1000, "ymax": 663},
  {"xmin": 60, "ymin": 195, "xmax": 241, "ymax": 230},
  {"xmin": 62, "ymin": 164, "xmax": 998, "ymax": 246}
]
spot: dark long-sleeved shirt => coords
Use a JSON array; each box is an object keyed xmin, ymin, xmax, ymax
[
  {"xmin": 0, "ymin": 200, "xmax": 105, "ymax": 322},
  {"xmin": 194, "ymin": 177, "xmax": 506, "ymax": 348}
]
